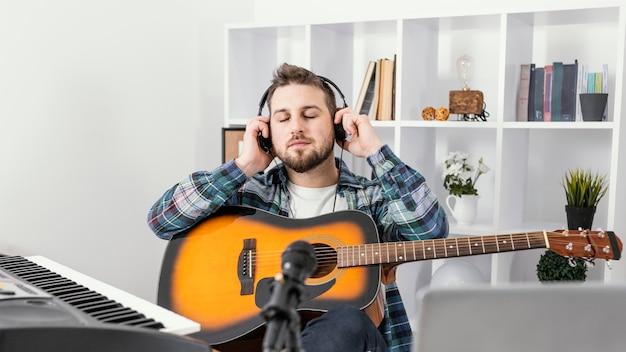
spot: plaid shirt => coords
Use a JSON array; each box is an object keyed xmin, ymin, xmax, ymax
[{"xmin": 148, "ymin": 144, "xmax": 448, "ymax": 352}]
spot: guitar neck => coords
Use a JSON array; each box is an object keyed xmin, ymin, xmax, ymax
[{"xmin": 337, "ymin": 232, "xmax": 548, "ymax": 267}]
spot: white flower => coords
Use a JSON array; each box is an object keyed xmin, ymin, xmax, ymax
[
  {"xmin": 442, "ymin": 151, "xmax": 490, "ymax": 197},
  {"xmin": 478, "ymin": 158, "xmax": 490, "ymax": 174}
]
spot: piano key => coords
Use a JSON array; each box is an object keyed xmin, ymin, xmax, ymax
[{"xmin": 0, "ymin": 256, "xmax": 199, "ymax": 335}]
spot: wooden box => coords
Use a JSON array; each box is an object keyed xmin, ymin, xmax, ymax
[{"xmin": 449, "ymin": 90, "xmax": 484, "ymax": 115}]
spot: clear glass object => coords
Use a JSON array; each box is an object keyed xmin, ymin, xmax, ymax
[{"xmin": 456, "ymin": 54, "xmax": 473, "ymax": 91}]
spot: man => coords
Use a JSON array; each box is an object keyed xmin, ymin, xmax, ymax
[{"xmin": 147, "ymin": 63, "xmax": 448, "ymax": 352}]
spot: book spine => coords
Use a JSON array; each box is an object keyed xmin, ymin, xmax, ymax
[
  {"xmin": 602, "ymin": 63, "xmax": 609, "ymax": 120},
  {"xmin": 560, "ymin": 60, "xmax": 577, "ymax": 122},
  {"xmin": 391, "ymin": 54, "xmax": 397, "ymax": 120},
  {"xmin": 551, "ymin": 62, "xmax": 563, "ymax": 121},
  {"xmin": 527, "ymin": 64, "xmax": 536, "ymax": 121},
  {"xmin": 518, "ymin": 64, "xmax": 531, "ymax": 121},
  {"xmin": 356, "ymin": 61, "xmax": 377, "ymax": 116},
  {"xmin": 533, "ymin": 67, "xmax": 544, "ymax": 121},
  {"xmin": 377, "ymin": 58, "xmax": 394, "ymax": 121},
  {"xmin": 587, "ymin": 72, "xmax": 596, "ymax": 93},
  {"xmin": 594, "ymin": 72, "xmax": 603, "ymax": 93},
  {"xmin": 576, "ymin": 63, "xmax": 587, "ymax": 121},
  {"xmin": 370, "ymin": 59, "xmax": 381, "ymax": 120},
  {"xmin": 543, "ymin": 65, "xmax": 553, "ymax": 121},
  {"xmin": 355, "ymin": 61, "xmax": 374, "ymax": 114},
  {"xmin": 602, "ymin": 64, "xmax": 609, "ymax": 93}
]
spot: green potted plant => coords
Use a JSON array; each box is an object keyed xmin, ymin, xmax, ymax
[
  {"xmin": 562, "ymin": 168, "xmax": 608, "ymax": 230},
  {"xmin": 536, "ymin": 249, "xmax": 588, "ymax": 282},
  {"xmin": 536, "ymin": 168, "xmax": 608, "ymax": 282}
]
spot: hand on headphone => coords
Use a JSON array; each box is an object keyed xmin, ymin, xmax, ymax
[
  {"xmin": 334, "ymin": 108, "xmax": 384, "ymax": 158},
  {"xmin": 234, "ymin": 116, "xmax": 274, "ymax": 177}
]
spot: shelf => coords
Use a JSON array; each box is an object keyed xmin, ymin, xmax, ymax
[
  {"xmin": 502, "ymin": 121, "xmax": 615, "ymax": 129},
  {"xmin": 224, "ymin": 3, "xmax": 626, "ymax": 290}
]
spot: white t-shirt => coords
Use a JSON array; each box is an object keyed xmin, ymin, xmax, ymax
[{"xmin": 286, "ymin": 181, "xmax": 348, "ymax": 219}]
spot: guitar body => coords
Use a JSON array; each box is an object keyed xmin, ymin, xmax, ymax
[{"xmin": 157, "ymin": 206, "xmax": 382, "ymax": 350}]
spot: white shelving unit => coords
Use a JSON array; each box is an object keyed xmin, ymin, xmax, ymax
[{"xmin": 224, "ymin": 2, "xmax": 626, "ymax": 299}]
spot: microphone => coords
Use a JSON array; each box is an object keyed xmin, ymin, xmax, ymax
[
  {"xmin": 280, "ymin": 240, "xmax": 317, "ymax": 284},
  {"xmin": 261, "ymin": 241, "xmax": 317, "ymax": 352}
]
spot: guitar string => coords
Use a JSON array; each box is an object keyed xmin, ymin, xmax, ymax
[
  {"xmin": 246, "ymin": 233, "xmax": 605, "ymax": 261},
  {"xmin": 248, "ymin": 232, "xmax": 608, "ymax": 268}
]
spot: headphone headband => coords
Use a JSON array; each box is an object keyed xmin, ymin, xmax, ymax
[{"xmin": 257, "ymin": 75, "xmax": 348, "ymax": 116}]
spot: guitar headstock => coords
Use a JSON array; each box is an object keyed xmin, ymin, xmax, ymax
[{"xmin": 546, "ymin": 229, "xmax": 622, "ymax": 261}]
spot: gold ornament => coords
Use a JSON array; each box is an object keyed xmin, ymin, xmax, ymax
[
  {"xmin": 422, "ymin": 106, "xmax": 435, "ymax": 120},
  {"xmin": 435, "ymin": 107, "xmax": 450, "ymax": 121}
]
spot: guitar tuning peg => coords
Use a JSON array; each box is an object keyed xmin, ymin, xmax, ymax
[{"xmin": 567, "ymin": 257, "xmax": 577, "ymax": 267}]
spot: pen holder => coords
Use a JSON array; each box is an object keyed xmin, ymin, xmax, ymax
[{"xmin": 580, "ymin": 93, "xmax": 608, "ymax": 121}]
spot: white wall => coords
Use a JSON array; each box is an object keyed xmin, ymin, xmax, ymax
[{"xmin": 0, "ymin": 0, "xmax": 253, "ymax": 302}]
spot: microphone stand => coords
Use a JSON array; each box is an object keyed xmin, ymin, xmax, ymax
[{"xmin": 261, "ymin": 272, "xmax": 306, "ymax": 352}]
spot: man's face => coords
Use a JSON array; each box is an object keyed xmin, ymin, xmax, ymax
[{"xmin": 269, "ymin": 84, "xmax": 335, "ymax": 173}]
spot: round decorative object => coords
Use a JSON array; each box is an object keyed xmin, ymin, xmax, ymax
[
  {"xmin": 431, "ymin": 260, "xmax": 486, "ymax": 287},
  {"xmin": 422, "ymin": 106, "xmax": 435, "ymax": 120},
  {"xmin": 435, "ymin": 107, "xmax": 449, "ymax": 120},
  {"xmin": 536, "ymin": 249, "xmax": 587, "ymax": 282}
]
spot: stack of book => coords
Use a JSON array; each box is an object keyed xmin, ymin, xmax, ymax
[
  {"xmin": 354, "ymin": 55, "xmax": 396, "ymax": 121},
  {"xmin": 517, "ymin": 61, "xmax": 608, "ymax": 122}
]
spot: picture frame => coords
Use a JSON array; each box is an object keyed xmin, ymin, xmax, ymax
[{"xmin": 222, "ymin": 127, "xmax": 245, "ymax": 163}]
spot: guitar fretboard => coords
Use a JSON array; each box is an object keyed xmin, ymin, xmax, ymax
[{"xmin": 337, "ymin": 232, "xmax": 547, "ymax": 267}]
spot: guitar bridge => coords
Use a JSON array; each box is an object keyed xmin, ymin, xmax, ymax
[{"xmin": 238, "ymin": 238, "xmax": 256, "ymax": 295}]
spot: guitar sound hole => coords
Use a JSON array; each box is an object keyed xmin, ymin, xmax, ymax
[{"xmin": 311, "ymin": 243, "xmax": 336, "ymax": 279}]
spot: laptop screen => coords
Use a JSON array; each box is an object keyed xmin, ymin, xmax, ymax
[{"xmin": 414, "ymin": 282, "xmax": 626, "ymax": 352}]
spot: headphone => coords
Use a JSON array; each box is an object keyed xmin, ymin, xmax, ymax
[{"xmin": 257, "ymin": 76, "xmax": 347, "ymax": 154}]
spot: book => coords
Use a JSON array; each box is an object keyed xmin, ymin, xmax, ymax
[
  {"xmin": 543, "ymin": 65, "xmax": 553, "ymax": 121},
  {"xmin": 602, "ymin": 63, "xmax": 609, "ymax": 120},
  {"xmin": 517, "ymin": 64, "xmax": 532, "ymax": 121},
  {"xmin": 602, "ymin": 64, "xmax": 609, "ymax": 93},
  {"xmin": 587, "ymin": 72, "xmax": 596, "ymax": 93},
  {"xmin": 576, "ymin": 63, "xmax": 587, "ymax": 121},
  {"xmin": 527, "ymin": 64, "xmax": 536, "ymax": 121},
  {"xmin": 376, "ymin": 57, "xmax": 395, "ymax": 120},
  {"xmin": 354, "ymin": 61, "xmax": 377, "ymax": 115},
  {"xmin": 560, "ymin": 59, "xmax": 578, "ymax": 122},
  {"xmin": 391, "ymin": 54, "xmax": 397, "ymax": 120},
  {"xmin": 532, "ymin": 66, "xmax": 544, "ymax": 121},
  {"xmin": 551, "ymin": 62, "xmax": 563, "ymax": 121},
  {"xmin": 370, "ymin": 59, "xmax": 381, "ymax": 120},
  {"xmin": 594, "ymin": 72, "xmax": 603, "ymax": 93}
]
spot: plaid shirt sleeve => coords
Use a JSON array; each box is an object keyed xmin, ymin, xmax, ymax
[
  {"xmin": 367, "ymin": 144, "xmax": 449, "ymax": 243},
  {"xmin": 146, "ymin": 159, "xmax": 248, "ymax": 240},
  {"xmin": 366, "ymin": 145, "xmax": 449, "ymax": 352}
]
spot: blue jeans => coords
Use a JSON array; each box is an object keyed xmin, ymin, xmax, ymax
[{"xmin": 300, "ymin": 304, "xmax": 387, "ymax": 352}]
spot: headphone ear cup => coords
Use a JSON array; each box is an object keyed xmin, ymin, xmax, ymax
[
  {"xmin": 334, "ymin": 122, "xmax": 346, "ymax": 142},
  {"xmin": 257, "ymin": 88, "xmax": 273, "ymax": 154},
  {"xmin": 258, "ymin": 122, "xmax": 272, "ymax": 154}
]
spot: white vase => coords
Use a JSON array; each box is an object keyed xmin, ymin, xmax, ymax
[{"xmin": 446, "ymin": 194, "xmax": 479, "ymax": 225}]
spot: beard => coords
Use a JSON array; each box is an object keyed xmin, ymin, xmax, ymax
[{"xmin": 280, "ymin": 135, "xmax": 335, "ymax": 173}]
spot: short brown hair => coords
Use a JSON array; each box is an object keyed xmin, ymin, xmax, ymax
[{"xmin": 266, "ymin": 63, "xmax": 337, "ymax": 116}]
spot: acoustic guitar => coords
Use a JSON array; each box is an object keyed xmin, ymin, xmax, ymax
[{"xmin": 157, "ymin": 206, "xmax": 622, "ymax": 351}]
